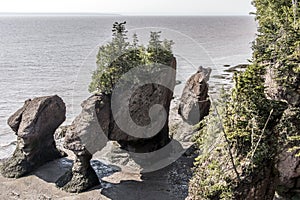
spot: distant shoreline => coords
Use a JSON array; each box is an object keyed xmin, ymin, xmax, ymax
[
  {"xmin": 0, "ymin": 12, "xmax": 121, "ymax": 17},
  {"xmin": 0, "ymin": 13, "xmax": 254, "ymax": 17}
]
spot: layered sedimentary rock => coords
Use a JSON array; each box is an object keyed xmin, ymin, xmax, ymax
[
  {"xmin": 1, "ymin": 95, "xmax": 66, "ymax": 178},
  {"xmin": 178, "ymin": 66, "xmax": 211, "ymax": 125}
]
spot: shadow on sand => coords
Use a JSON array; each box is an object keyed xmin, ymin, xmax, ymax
[
  {"xmin": 33, "ymin": 157, "xmax": 121, "ymax": 188},
  {"xmin": 100, "ymin": 144, "xmax": 196, "ymax": 200},
  {"xmin": 25, "ymin": 140, "xmax": 195, "ymax": 199}
]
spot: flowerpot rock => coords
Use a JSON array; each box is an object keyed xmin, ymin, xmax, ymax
[{"xmin": 1, "ymin": 95, "xmax": 66, "ymax": 178}]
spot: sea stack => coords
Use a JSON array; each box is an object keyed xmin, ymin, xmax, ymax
[
  {"xmin": 178, "ymin": 66, "xmax": 211, "ymax": 125},
  {"xmin": 1, "ymin": 95, "xmax": 66, "ymax": 178}
]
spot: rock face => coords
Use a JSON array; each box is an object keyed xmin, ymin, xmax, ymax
[
  {"xmin": 108, "ymin": 57, "xmax": 176, "ymax": 153},
  {"xmin": 236, "ymin": 167, "xmax": 278, "ymax": 200},
  {"xmin": 276, "ymin": 148, "xmax": 300, "ymax": 199},
  {"xmin": 265, "ymin": 64, "xmax": 300, "ymax": 107},
  {"xmin": 110, "ymin": 84, "xmax": 173, "ymax": 153},
  {"xmin": 264, "ymin": 65, "xmax": 300, "ymax": 199},
  {"xmin": 274, "ymin": 107, "xmax": 300, "ymax": 199},
  {"xmin": 178, "ymin": 66, "xmax": 211, "ymax": 125},
  {"xmin": 1, "ymin": 95, "xmax": 66, "ymax": 178}
]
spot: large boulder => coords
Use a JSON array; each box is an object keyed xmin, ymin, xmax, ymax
[
  {"xmin": 178, "ymin": 66, "xmax": 211, "ymax": 125},
  {"xmin": 1, "ymin": 95, "xmax": 66, "ymax": 178}
]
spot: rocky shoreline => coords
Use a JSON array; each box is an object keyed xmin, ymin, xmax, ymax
[{"xmin": 0, "ymin": 62, "xmax": 211, "ymax": 199}]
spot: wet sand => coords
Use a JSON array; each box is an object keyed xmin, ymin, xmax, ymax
[{"xmin": 0, "ymin": 150, "xmax": 195, "ymax": 200}]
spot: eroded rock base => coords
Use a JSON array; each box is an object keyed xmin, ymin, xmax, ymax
[
  {"xmin": 56, "ymin": 154, "xmax": 100, "ymax": 193},
  {"xmin": 1, "ymin": 144, "xmax": 64, "ymax": 178}
]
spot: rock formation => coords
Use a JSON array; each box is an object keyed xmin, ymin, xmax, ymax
[
  {"xmin": 56, "ymin": 95, "xmax": 109, "ymax": 193},
  {"xmin": 109, "ymin": 57, "xmax": 176, "ymax": 153},
  {"xmin": 178, "ymin": 66, "xmax": 211, "ymax": 125},
  {"xmin": 265, "ymin": 64, "xmax": 300, "ymax": 199},
  {"xmin": 188, "ymin": 63, "xmax": 300, "ymax": 199},
  {"xmin": 57, "ymin": 57, "xmax": 176, "ymax": 192},
  {"xmin": 1, "ymin": 95, "xmax": 66, "ymax": 178},
  {"xmin": 265, "ymin": 64, "xmax": 300, "ymax": 107},
  {"xmin": 274, "ymin": 107, "xmax": 300, "ymax": 199}
]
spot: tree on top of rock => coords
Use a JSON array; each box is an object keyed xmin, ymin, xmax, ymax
[{"xmin": 89, "ymin": 22, "xmax": 174, "ymax": 94}]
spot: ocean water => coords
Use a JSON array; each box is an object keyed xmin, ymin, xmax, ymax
[{"xmin": 0, "ymin": 16, "xmax": 257, "ymax": 158}]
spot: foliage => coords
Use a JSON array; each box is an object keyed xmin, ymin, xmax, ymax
[
  {"xmin": 252, "ymin": 0, "xmax": 300, "ymax": 89},
  {"xmin": 216, "ymin": 0, "xmax": 299, "ymax": 172},
  {"xmin": 224, "ymin": 65, "xmax": 287, "ymax": 165},
  {"xmin": 89, "ymin": 22, "xmax": 174, "ymax": 94},
  {"xmin": 190, "ymin": 0, "xmax": 300, "ymax": 199},
  {"xmin": 189, "ymin": 90, "xmax": 235, "ymax": 199},
  {"xmin": 252, "ymin": 0, "xmax": 300, "ymax": 155},
  {"xmin": 147, "ymin": 31, "xmax": 174, "ymax": 65},
  {"xmin": 275, "ymin": 107, "xmax": 300, "ymax": 157}
]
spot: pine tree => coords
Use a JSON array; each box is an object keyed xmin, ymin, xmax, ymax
[{"xmin": 89, "ymin": 23, "xmax": 174, "ymax": 94}]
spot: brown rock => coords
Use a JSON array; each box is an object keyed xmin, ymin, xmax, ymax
[
  {"xmin": 1, "ymin": 95, "xmax": 66, "ymax": 178},
  {"xmin": 56, "ymin": 94, "xmax": 108, "ymax": 192},
  {"xmin": 109, "ymin": 57, "xmax": 176, "ymax": 152},
  {"xmin": 178, "ymin": 67, "xmax": 211, "ymax": 125},
  {"xmin": 57, "ymin": 57, "xmax": 177, "ymax": 192},
  {"xmin": 276, "ymin": 149, "xmax": 300, "ymax": 197},
  {"xmin": 235, "ymin": 166, "xmax": 278, "ymax": 200}
]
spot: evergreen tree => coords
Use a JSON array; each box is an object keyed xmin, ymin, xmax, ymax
[
  {"xmin": 189, "ymin": 0, "xmax": 300, "ymax": 199},
  {"xmin": 89, "ymin": 23, "xmax": 174, "ymax": 94},
  {"xmin": 147, "ymin": 31, "xmax": 174, "ymax": 65}
]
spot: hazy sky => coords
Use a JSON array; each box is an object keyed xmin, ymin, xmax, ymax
[{"xmin": 0, "ymin": 0, "xmax": 255, "ymax": 15}]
